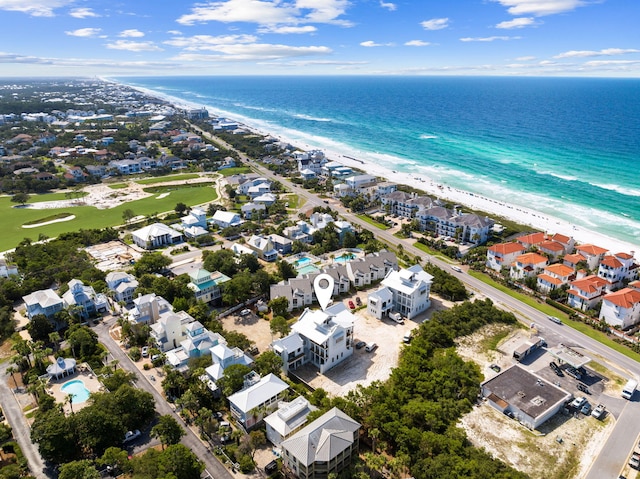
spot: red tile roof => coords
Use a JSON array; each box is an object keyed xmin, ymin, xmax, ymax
[
  {"xmin": 570, "ymin": 275, "xmax": 608, "ymax": 293},
  {"xmin": 615, "ymin": 252, "xmax": 634, "ymax": 260},
  {"xmin": 489, "ymin": 243, "xmax": 525, "ymax": 255},
  {"xmin": 514, "ymin": 253, "xmax": 548, "ymax": 265},
  {"xmin": 537, "ymin": 273, "xmax": 563, "ymax": 286},
  {"xmin": 551, "ymin": 233, "xmax": 571, "ymax": 244},
  {"xmin": 545, "ymin": 264, "xmax": 574, "ymax": 277},
  {"xmin": 517, "ymin": 232, "xmax": 546, "ymax": 246},
  {"xmin": 564, "ymin": 253, "xmax": 586, "ymax": 265},
  {"xmin": 600, "ymin": 256, "xmax": 623, "ymax": 269},
  {"xmin": 603, "ymin": 288, "xmax": 640, "ymax": 309},
  {"xmin": 576, "ymin": 244, "xmax": 608, "ymax": 256},
  {"xmin": 539, "ymin": 240, "xmax": 564, "ymax": 252}
]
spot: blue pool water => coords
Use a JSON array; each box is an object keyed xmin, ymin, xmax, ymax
[
  {"xmin": 298, "ymin": 264, "xmax": 320, "ymax": 275},
  {"xmin": 334, "ymin": 254, "xmax": 355, "ymax": 264},
  {"xmin": 60, "ymin": 379, "xmax": 90, "ymax": 404},
  {"xmin": 295, "ymin": 257, "xmax": 312, "ymax": 267}
]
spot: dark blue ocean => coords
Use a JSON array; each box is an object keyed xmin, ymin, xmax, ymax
[{"xmin": 117, "ymin": 76, "xmax": 640, "ymax": 247}]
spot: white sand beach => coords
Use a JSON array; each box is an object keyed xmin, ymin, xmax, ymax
[{"xmin": 123, "ymin": 82, "xmax": 639, "ymax": 258}]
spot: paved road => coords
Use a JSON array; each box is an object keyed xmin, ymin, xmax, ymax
[
  {"xmin": 200, "ymin": 125, "xmax": 640, "ymax": 477},
  {"xmin": 93, "ymin": 320, "xmax": 234, "ymax": 479},
  {"xmin": 0, "ymin": 362, "xmax": 48, "ymax": 479}
]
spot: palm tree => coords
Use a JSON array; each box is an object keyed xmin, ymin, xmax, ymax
[
  {"xmin": 49, "ymin": 331, "xmax": 61, "ymax": 353},
  {"xmin": 6, "ymin": 366, "xmax": 18, "ymax": 390},
  {"xmin": 65, "ymin": 393, "xmax": 75, "ymax": 414}
]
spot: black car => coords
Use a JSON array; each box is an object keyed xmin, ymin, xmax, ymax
[
  {"xmin": 549, "ymin": 361, "xmax": 564, "ymax": 376},
  {"xmin": 577, "ymin": 383, "xmax": 590, "ymax": 394},
  {"xmin": 265, "ymin": 460, "xmax": 278, "ymax": 474},
  {"xmin": 355, "ymin": 341, "xmax": 366, "ymax": 349}
]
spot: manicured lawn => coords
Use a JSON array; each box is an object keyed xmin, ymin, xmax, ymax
[
  {"xmin": 218, "ymin": 167, "xmax": 252, "ymax": 177},
  {"xmin": 0, "ymin": 185, "xmax": 218, "ymax": 252},
  {"xmin": 143, "ymin": 182, "xmax": 215, "ymax": 194},
  {"xmin": 356, "ymin": 214, "xmax": 390, "ymax": 230},
  {"xmin": 25, "ymin": 191, "xmax": 87, "ymax": 202},
  {"xmin": 23, "ymin": 212, "xmax": 74, "ymax": 225},
  {"xmin": 135, "ymin": 173, "xmax": 200, "ymax": 185},
  {"xmin": 108, "ymin": 183, "xmax": 129, "ymax": 189},
  {"xmin": 468, "ymin": 270, "xmax": 640, "ymax": 362},
  {"xmin": 413, "ymin": 241, "xmax": 453, "ymax": 262}
]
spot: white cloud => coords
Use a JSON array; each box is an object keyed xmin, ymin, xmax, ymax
[
  {"xmin": 516, "ymin": 55, "xmax": 536, "ymax": 61},
  {"xmin": 119, "ymin": 29, "xmax": 145, "ymax": 38},
  {"xmin": 0, "ymin": 52, "xmax": 180, "ymax": 69},
  {"xmin": 258, "ymin": 25, "xmax": 317, "ymax": 34},
  {"xmin": 495, "ymin": 17, "xmax": 536, "ymax": 29},
  {"xmin": 177, "ymin": 0, "xmax": 351, "ymax": 27},
  {"xmin": 0, "ymin": 0, "xmax": 72, "ymax": 16},
  {"xmin": 405, "ymin": 40, "xmax": 431, "ymax": 47},
  {"xmin": 164, "ymin": 34, "xmax": 258, "ymax": 50},
  {"xmin": 584, "ymin": 60, "xmax": 640, "ymax": 67},
  {"xmin": 380, "ymin": 1, "xmax": 396, "ymax": 11},
  {"xmin": 360, "ymin": 40, "xmax": 393, "ymax": 47},
  {"xmin": 106, "ymin": 40, "xmax": 163, "ymax": 52},
  {"xmin": 65, "ymin": 28, "xmax": 102, "ymax": 38},
  {"xmin": 554, "ymin": 48, "xmax": 640, "ymax": 58},
  {"xmin": 491, "ymin": 0, "xmax": 585, "ymax": 17},
  {"xmin": 421, "ymin": 18, "xmax": 449, "ymax": 30},
  {"xmin": 171, "ymin": 43, "xmax": 331, "ymax": 61},
  {"xmin": 69, "ymin": 7, "xmax": 99, "ymax": 18},
  {"xmin": 167, "ymin": 30, "xmax": 182, "ymax": 35},
  {"xmin": 460, "ymin": 36, "xmax": 520, "ymax": 42}
]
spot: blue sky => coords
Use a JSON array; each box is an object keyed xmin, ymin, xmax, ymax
[{"xmin": 0, "ymin": 0, "xmax": 638, "ymax": 77}]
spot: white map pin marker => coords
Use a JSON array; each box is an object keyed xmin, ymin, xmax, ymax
[{"xmin": 313, "ymin": 273, "xmax": 335, "ymax": 311}]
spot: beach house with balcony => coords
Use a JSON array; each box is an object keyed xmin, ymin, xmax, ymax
[
  {"xmin": 345, "ymin": 251, "xmax": 398, "ymax": 288},
  {"xmin": 205, "ymin": 342, "xmax": 253, "ymax": 383},
  {"xmin": 61, "ymin": 279, "xmax": 109, "ymax": 319},
  {"xmin": 537, "ymin": 264, "xmax": 575, "ymax": 294},
  {"xmin": 131, "ymin": 223, "xmax": 183, "ymax": 250},
  {"xmin": 510, "ymin": 253, "xmax": 548, "ymax": 281},
  {"xmin": 567, "ymin": 275, "xmax": 608, "ymax": 311},
  {"xmin": 128, "ymin": 293, "xmax": 172, "ymax": 325},
  {"xmin": 23, "ymin": 289, "xmax": 64, "ymax": 320},
  {"xmin": 537, "ymin": 240, "xmax": 566, "ymax": 262},
  {"xmin": 106, "ymin": 271, "xmax": 138, "ymax": 304},
  {"xmin": 516, "ymin": 232, "xmax": 546, "ymax": 250},
  {"xmin": 211, "ymin": 210, "xmax": 243, "ymax": 229},
  {"xmin": 271, "ymin": 303, "xmax": 355, "ymax": 375},
  {"xmin": 165, "ymin": 321, "xmax": 227, "ymax": 370},
  {"xmin": 597, "ymin": 252, "xmax": 638, "ymax": 292},
  {"xmin": 246, "ymin": 235, "xmax": 278, "ymax": 262},
  {"xmin": 377, "ymin": 264, "xmax": 433, "ymax": 320},
  {"xmin": 264, "ymin": 396, "xmax": 317, "ymax": 447},
  {"xmin": 280, "ymin": 407, "xmax": 360, "ymax": 479},
  {"xmin": 486, "ymin": 243, "xmax": 526, "ymax": 272},
  {"xmin": 599, "ymin": 287, "xmax": 640, "ymax": 329},
  {"xmin": 150, "ymin": 310, "xmax": 197, "ymax": 352},
  {"xmin": 228, "ymin": 373, "xmax": 289, "ymax": 431},
  {"xmin": 187, "ymin": 269, "xmax": 230, "ymax": 305},
  {"xmin": 576, "ymin": 244, "xmax": 609, "ymax": 270},
  {"xmin": 367, "ymin": 286, "xmax": 394, "ymax": 320}
]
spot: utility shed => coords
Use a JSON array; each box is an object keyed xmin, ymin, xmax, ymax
[{"xmin": 481, "ymin": 365, "xmax": 572, "ymax": 430}]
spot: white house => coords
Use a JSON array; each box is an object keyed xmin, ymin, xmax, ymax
[
  {"xmin": 0, "ymin": 258, "xmax": 18, "ymax": 278},
  {"xmin": 510, "ymin": 253, "xmax": 548, "ymax": 280},
  {"xmin": 128, "ymin": 293, "xmax": 172, "ymax": 324},
  {"xmin": 272, "ymin": 303, "xmax": 355, "ymax": 375},
  {"xmin": 228, "ymin": 373, "xmax": 289, "ymax": 430},
  {"xmin": 597, "ymin": 252, "xmax": 638, "ymax": 292},
  {"xmin": 241, "ymin": 202, "xmax": 266, "ymax": 219},
  {"xmin": 345, "ymin": 251, "xmax": 398, "ymax": 288},
  {"xmin": 486, "ymin": 243, "xmax": 527, "ymax": 272},
  {"xmin": 536, "ymin": 264, "xmax": 574, "ymax": 294},
  {"xmin": 367, "ymin": 287, "xmax": 394, "ymax": 320},
  {"xmin": 166, "ymin": 321, "xmax": 227, "ymax": 370},
  {"xmin": 575, "ymin": 244, "xmax": 609, "ymax": 271},
  {"xmin": 211, "ymin": 210, "xmax": 243, "ymax": 229},
  {"xmin": 131, "ymin": 223, "xmax": 183, "ymax": 249},
  {"xmin": 106, "ymin": 271, "xmax": 138, "ymax": 304},
  {"xmin": 264, "ymin": 396, "xmax": 317, "ymax": 447},
  {"xmin": 280, "ymin": 408, "xmax": 360, "ymax": 479},
  {"xmin": 205, "ymin": 343, "xmax": 253, "ymax": 382},
  {"xmin": 567, "ymin": 275, "xmax": 608, "ymax": 311},
  {"xmin": 150, "ymin": 310, "xmax": 197, "ymax": 352},
  {"xmin": 246, "ymin": 235, "xmax": 278, "ymax": 262},
  {"xmin": 345, "ymin": 174, "xmax": 377, "ymax": 190},
  {"xmin": 378, "ymin": 264, "xmax": 433, "ymax": 320},
  {"xmin": 180, "ymin": 207, "xmax": 207, "ymax": 230},
  {"xmin": 599, "ymin": 287, "xmax": 640, "ymax": 329}
]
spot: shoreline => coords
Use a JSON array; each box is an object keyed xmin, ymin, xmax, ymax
[{"xmin": 116, "ymin": 79, "xmax": 639, "ymax": 259}]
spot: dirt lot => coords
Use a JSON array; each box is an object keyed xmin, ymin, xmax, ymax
[{"xmin": 456, "ymin": 324, "xmax": 617, "ymax": 479}]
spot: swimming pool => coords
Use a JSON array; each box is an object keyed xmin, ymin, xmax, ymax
[
  {"xmin": 334, "ymin": 254, "xmax": 355, "ymax": 264},
  {"xmin": 298, "ymin": 264, "xmax": 320, "ymax": 275},
  {"xmin": 60, "ymin": 379, "xmax": 91, "ymax": 404},
  {"xmin": 295, "ymin": 256, "xmax": 312, "ymax": 267}
]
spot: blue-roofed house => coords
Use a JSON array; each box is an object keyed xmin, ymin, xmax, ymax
[
  {"xmin": 187, "ymin": 269, "xmax": 231, "ymax": 305},
  {"xmin": 62, "ymin": 279, "xmax": 109, "ymax": 319}
]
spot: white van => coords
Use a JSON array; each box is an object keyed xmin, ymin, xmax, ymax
[
  {"xmin": 403, "ymin": 331, "xmax": 412, "ymax": 343},
  {"xmin": 365, "ymin": 342, "xmax": 378, "ymax": 353}
]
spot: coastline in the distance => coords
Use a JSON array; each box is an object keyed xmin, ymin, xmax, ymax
[{"xmin": 113, "ymin": 76, "xmax": 640, "ymax": 258}]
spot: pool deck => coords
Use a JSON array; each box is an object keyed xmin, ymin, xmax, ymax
[{"xmin": 48, "ymin": 367, "xmax": 105, "ymax": 414}]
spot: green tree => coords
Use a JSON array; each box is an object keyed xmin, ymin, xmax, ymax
[
  {"xmin": 30, "ymin": 408, "xmax": 78, "ymax": 464},
  {"xmin": 174, "ymin": 202, "xmax": 188, "ymax": 215},
  {"xmin": 27, "ymin": 313, "xmax": 54, "ymax": 342},
  {"xmin": 268, "ymin": 296, "xmax": 289, "ymax": 317},
  {"xmin": 158, "ymin": 444, "xmax": 204, "ymax": 479},
  {"xmin": 10, "ymin": 192, "xmax": 30, "ymax": 206},
  {"xmin": 151, "ymin": 415, "xmax": 185, "ymax": 449},
  {"xmin": 254, "ymin": 350, "xmax": 283, "ymax": 376},
  {"xmin": 58, "ymin": 460, "xmax": 100, "ymax": 479},
  {"xmin": 99, "ymin": 447, "xmax": 133, "ymax": 475},
  {"xmin": 270, "ymin": 315, "xmax": 290, "ymax": 338},
  {"xmin": 133, "ymin": 252, "xmax": 172, "ymax": 277},
  {"xmin": 122, "ymin": 208, "xmax": 135, "ymax": 224},
  {"xmin": 219, "ymin": 364, "xmax": 252, "ymax": 396},
  {"xmin": 277, "ymin": 260, "xmax": 296, "ymax": 280}
]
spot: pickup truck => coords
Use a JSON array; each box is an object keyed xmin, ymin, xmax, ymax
[{"xmin": 591, "ymin": 403, "xmax": 606, "ymax": 419}]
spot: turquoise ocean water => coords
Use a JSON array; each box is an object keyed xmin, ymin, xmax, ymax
[{"xmin": 117, "ymin": 76, "xmax": 640, "ymax": 247}]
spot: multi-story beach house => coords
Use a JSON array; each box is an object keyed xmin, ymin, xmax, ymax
[
  {"xmin": 165, "ymin": 321, "xmax": 227, "ymax": 370},
  {"xmin": 187, "ymin": 269, "xmax": 231, "ymax": 304},
  {"xmin": 372, "ymin": 264, "xmax": 433, "ymax": 320},
  {"xmin": 150, "ymin": 309, "xmax": 198, "ymax": 352},
  {"xmin": 537, "ymin": 240, "xmax": 566, "ymax": 262},
  {"xmin": 211, "ymin": 210, "xmax": 243, "ymax": 229},
  {"xmin": 131, "ymin": 223, "xmax": 183, "ymax": 250},
  {"xmin": 128, "ymin": 293, "xmax": 173, "ymax": 325},
  {"xmin": 597, "ymin": 252, "xmax": 638, "ymax": 292},
  {"xmin": 246, "ymin": 235, "xmax": 278, "ymax": 262},
  {"xmin": 61, "ymin": 279, "xmax": 109, "ymax": 319},
  {"xmin": 575, "ymin": 244, "xmax": 609, "ymax": 271},
  {"xmin": 599, "ymin": 287, "xmax": 640, "ymax": 329},
  {"xmin": 550, "ymin": 233, "xmax": 576, "ymax": 254},
  {"xmin": 23, "ymin": 289, "xmax": 64, "ymax": 320},
  {"xmin": 536, "ymin": 264, "xmax": 575, "ymax": 294},
  {"xmin": 516, "ymin": 232, "xmax": 546, "ymax": 250},
  {"xmin": 264, "ymin": 396, "xmax": 317, "ymax": 447},
  {"xmin": 486, "ymin": 243, "xmax": 526, "ymax": 272},
  {"xmin": 205, "ymin": 342, "xmax": 253, "ymax": 383},
  {"xmin": 509, "ymin": 253, "xmax": 548, "ymax": 280},
  {"xmin": 106, "ymin": 271, "xmax": 139, "ymax": 304},
  {"xmin": 271, "ymin": 303, "xmax": 355, "ymax": 375},
  {"xmin": 345, "ymin": 251, "xmax": 398, "ymax": 288},
  {"xmin": 280, "ymin": 408, "xmax": 360, "ymax": 479},
  {"xmin": 567, "ymin": 275, "xmax": 608, "ymax": 311},
  {"xmin": 228, "ymin": 373, "xmax": 289, "ymax": 431}
]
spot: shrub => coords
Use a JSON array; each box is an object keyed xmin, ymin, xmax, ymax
[{"xmin": 129, "ymin": 347, "xmax": 141, "ymax": 361}]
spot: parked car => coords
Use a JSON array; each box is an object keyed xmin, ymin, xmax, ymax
[
  {"xmin": 348, "ymin": 300, "xmax": 355, "ymax": 310},
  {"xmin": 123, "ymin": 429, "xmax": 141, "ymax": 444},
  {"xmin": 265, "ymin": 460, "xmax": 278, "ymax": 474},
  {"xmin": 580, "ymin": 402, "xmax": 591, "ymax": 415},
  {"xmin": 389, "ymin": 312, "xmax": 404, "ymax": 324},
  {"xmin": 577, "ymin": 383, "xmax": 590, "ymax": 394},
  {"xmin": 239, "ymin": 308, "xmax": 251, "ymax": 317},
  {"xmin": 629, "ymin": 453, "xmax": 640, "ymax": 470},
  {"xmin": 403, "ymin": 331, "xmax": 412, "ymax": 344},
  {"xmin": 566, "ymin": 367, "xmax": 582, "ymax": 380},
  {"xmin": 549, "ymin": 361, "xmax": 563, "ymax": 376},
  {"xmin": 570, "ymin": 396, "xmax": 587, "ymax": 409},
  {"xmin": 591, "ymin": 403, "xmax": 606, "ymax": 419},
  {"xmin": 489, "ymin": 364, "xmax": 501, "ymax": 373},
  {"xmin": 355, "ymin": 296, "xmax": 362, "ymax": 306},
  {"xmin": 365, "ymin": 342, "xmax": 378, "ymax": 353},
  {"xmin": 355, "ymin": 341, "xmax": 366, "ymax": 350},
  {"xmin": 141, "ymin": 346, "xmax": 149, "ymax": 358}
]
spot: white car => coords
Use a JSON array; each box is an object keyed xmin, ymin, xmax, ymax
[
  {"xmin": 141, "ymin": 346, "xmax": 149, "ymax": 358},
  {"xmin": 451, "ymin": 266, "xmax": 462, "ymax": 273},
  {"xmin": 123, "ymin": 429, "xmax": 141, "ymax": 444},
  {"xmin": 570, "ymin": 396, "xmax": 587, "ymax": 409}
]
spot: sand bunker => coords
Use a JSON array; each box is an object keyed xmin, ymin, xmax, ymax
[{"xmin": 22, "ymin": 214, "xmax": 76, "ymax": 228}]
